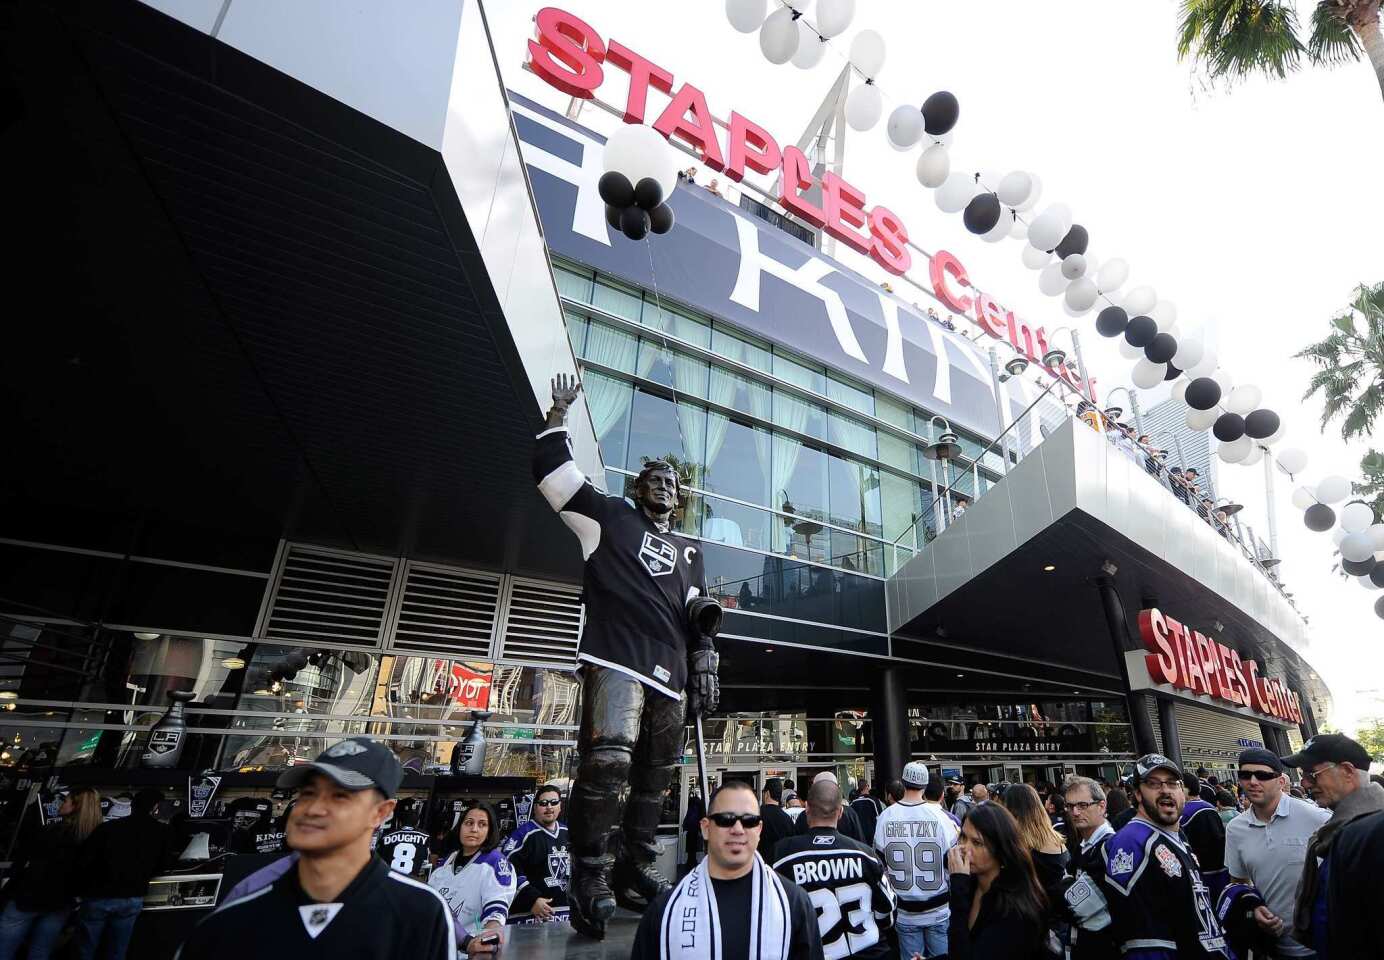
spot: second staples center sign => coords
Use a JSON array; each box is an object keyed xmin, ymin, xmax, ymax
[{"xmin": 1136, "ymin": 608, "xmax": 1303, "ymax": 725}]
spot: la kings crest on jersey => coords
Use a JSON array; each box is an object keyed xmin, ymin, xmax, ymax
[{"xmin": 638, "ymin": 532, "xmax": 677, "ymax": 577}]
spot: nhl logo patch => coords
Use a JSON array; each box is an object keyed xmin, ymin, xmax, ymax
[
  {"xmin": 1155, "ymin": 845, "xmax": 1182, "ymax": 878},
  {"xmin": 1109, "ymin": 848, "xmax": 1135, "ymax": 876},
  {"xmin": 638, "ymin": 532, "xmax": 677, "ymax": 578},
  {"xmin": 298, "ymin": 902, "xmax": 343, "ymax": 938}
]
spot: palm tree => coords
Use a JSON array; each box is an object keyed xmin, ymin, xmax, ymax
[
  {"xmin": 1177, "ymin": 0, "xmax": 1384, "ymax": 104},
  {"xmin": 1296, "ymin": 281, "xmax": 1384, "ymax": 515}
]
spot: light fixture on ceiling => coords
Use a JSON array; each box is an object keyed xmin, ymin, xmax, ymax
[
  {"xmin": 221, "ymin": 656, "xmax": 247, "ymax": 670},
  {"xmin": 0, "ymin": 692, "xmax": 16, "ymax": 701},
  {"xmin": 1043, "ymin": 564, "xmax": 1056, "ymax": 572},
  {"xmin": 1000, "ymin": 356, "xmax": 1029, "ymax": 381},
  {"xmin": 955, "ymin": 673, "xmax": 965, "ymax": 678},
  {"xmin": 1103, "ymin": 405, "xmax": 1123, "ymax": 420},
  {"xmin": 1041, "ymin": 346, "xmax": 1067, "ymax": 369},
  {"xmin": 133, "ymin": 632, "xmax": 161, "ymax": 641},
  {"xmin": 764, "ymin": 648, "xmax": 774, "ymax": 653}
]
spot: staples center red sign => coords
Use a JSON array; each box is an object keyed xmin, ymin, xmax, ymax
[
  {"xmin": 527, "ymin": 7, "xmax": 1095, "ymax": 400},
  {"xmin": 1138, "ymin": 608, "xmax": 1303, "ymax": 724}
]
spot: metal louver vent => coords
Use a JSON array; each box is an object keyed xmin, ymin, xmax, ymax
[
  {"xmin": 387, "ymin": 562, "xmax": 502, "ymax": 657},
  {"xmin": 261, "ymin": 544, "xmax": 398, "ymax": 646},
  {"xmin": 498, "ymin": 577, "xmax": 583, "ymax": 663}
]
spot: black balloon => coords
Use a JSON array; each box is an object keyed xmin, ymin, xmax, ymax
[
  {"xmin": 598, "ymin": 171, "xmax": 635, "ymax": 208},
  {"xmin": 921, "ymin": 91, "xmax": 960, "ymax": 135},
  {"xmin": 1343, "ymin": 556, "xmax": 1377, "ymax": 577},
  {"xmin": 1096, "ymin": 305, "xmax": 1129, "ymax": 337},
  {"xmin": 1145, "ymin": 332, "xmax": 1178, "ymax": 364},
  {"xmin": 620, "ymin": 206, "xmax": 650, "ymax": 240},
  {"xmin": 1371, "ymin": 563, "xmax": 1384, "ymax": 588},
  {"xmin": 1125, "ymin": 315, "xmax": 1158, "ymax": 348},
  {"xmin": 1164, "ymin": 362, "xmax": 1182, "ymax": 381},
  {"xmin": 1185, "ymin": 377, "xmax": 1222, "ymax": 411},
  {"xmin": 604, "ymin": 203, "xmax": 622, "ymax": 228},
  {"xmin": 1376, "ymin": 594, "xmax": 1384, "ymax": 620},
  {"xmin": 1244, "ymin": 409, "xmax": 1280, "ymax": 440},
  {"xmin": 1213, "ymin": 413, "xmax": 1245, "ymax": 442},
  {"xmin": 634, "ymin": 177, "xmax": 664, "ymax": 211},
  {"xmin": 649, "ymin": 202, "xmax": 675, "ymax": 235},
  {"xmin": 1054, "ymin": 224, "xmax": 1089, "ymax": 259},
  {"xmin": 1304, "ymin": 503, "xmax": 1336, "ymax": 532},
  {"xmin": 963, "ymin": 193, "xmax": 1002, "ymax": 234}
]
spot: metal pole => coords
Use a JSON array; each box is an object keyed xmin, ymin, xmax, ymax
[
  {"xmin": 694, "ymin": 714, "xmax": 710, "ymax": 807},
  {"xmin": 1070, "ymin": 329, "xmax": 1094, "ymax": 405},
  {"xmin": 1263, "ymin": 448, "xmax": 1280, "ymax": 556},
  {"xmin": 987, "ymin": 348, "xmax": 1011, "ymax": 475},
  {"xmin": 1127, "ymin": 390, "xmax": 1147, "ymax": 440}
]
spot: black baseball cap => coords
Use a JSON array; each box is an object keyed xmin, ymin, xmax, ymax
[
  {"xmin": 1281, "ymin": 733, "xmax": 1371, "ymax": 772},
  {"xmin": 1237, "ymin": 747, "xmax": 1284, "ymax": 773},
  {"xmin": 276, "ymin": 737, "xmax": 404, "ymax": 799},
  {"xmin": 1133, "ymin": 753, "xmax": 1182, "ymax": 783}
]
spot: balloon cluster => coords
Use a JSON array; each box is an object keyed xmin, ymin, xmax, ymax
[
  {"xmin": 1291, "ymin": 480, "xmax": 1384, "ymax": 616},
  {"xmin": 599, "ymin": 123, "xmax": 678, "ymax": 241}
]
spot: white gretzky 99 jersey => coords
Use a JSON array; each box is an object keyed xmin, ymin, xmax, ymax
[{"xmin": 872, "ymin": 801, "xmax": 959, "ymax": 926}]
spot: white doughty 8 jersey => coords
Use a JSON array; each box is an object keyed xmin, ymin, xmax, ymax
[{"xmin": 872, "ymin": 801, "xmax": 959, "ymax": 927}]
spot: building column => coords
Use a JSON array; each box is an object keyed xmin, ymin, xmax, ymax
[
  {"xmin": 1157, "ymin": 698, "xmax": 1183, "ymax": 767},
  {"xmin": 1095, "ymin": 576, "xmax": 1159, "ymax": 757},
  {"xmin": 1259, "ymin": 723, "xmax": 1290, "ymax": 758},
  {"xmin": 870, "ymin": 667, "xmax": 910, "ymax": 786}
]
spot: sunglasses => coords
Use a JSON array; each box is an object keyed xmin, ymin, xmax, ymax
[
  {"xmin": 707, "ymin": 812, "xmax": 762, "ymax": 829},
  {"xmin": 1301, "ymin": 762, "xmax": 1337, "ymax": 785},
  {"xmin": 535, "ymin": 799, "xmax": 561, "ymax": 807},
  {"xmin": 1238, "ymin": 770, "xmax": 1280, "ymax": 782}
]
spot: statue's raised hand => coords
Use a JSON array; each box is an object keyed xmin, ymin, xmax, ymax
[{"xmin": 551, "ymin": 373, "xmax": 582, "ymax": 409}]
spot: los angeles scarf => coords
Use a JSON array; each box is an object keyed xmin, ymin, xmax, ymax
[{"xmin": 658, "ymin": 853, "xmax": 789, "ymax": 960}]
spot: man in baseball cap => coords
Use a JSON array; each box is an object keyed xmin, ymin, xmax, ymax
[
  {"xmin": 177, "ymin": 738, "xmax": 455, "ymax": 960},
  {"xmin": 901, "ymin": 761, "xmax": 930, "ymax": 789}
]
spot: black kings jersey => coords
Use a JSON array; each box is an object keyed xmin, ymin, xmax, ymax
[
  {"xmin": 501, "ymin": 820, "xmax": 570, "ymax": 917},
  {"xmin": 534, "ymin": 426, "xmax": 710, "ymax": 699},
  {"xmin": 1102, "ymin": 818, "xmax": 1231, "ymax": 960},
  {"xmin": 771, "ymin": 827, "xmax": 896, "ymax": 960},
  {"xmin": 378, "ymin": 827, "xmax": 432, "ymax": 879}
]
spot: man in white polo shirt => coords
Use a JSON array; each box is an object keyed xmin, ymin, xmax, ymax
[{"xmin": 1224, "ymin": 747, "xmax": 1328, "ymax": 958}]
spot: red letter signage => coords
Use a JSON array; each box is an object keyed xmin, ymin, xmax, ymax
[{"xmin": 528, "ymin": 8, "xmax": 606, "ymax": 99}]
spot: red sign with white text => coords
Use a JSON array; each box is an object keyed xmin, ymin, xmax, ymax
[
  {"xmin": 1138, "ymin": 608, "xmax": 1302, "ymax": 725},
  {"xmin": 526, "ymin": 7, "xmax": 1094, "ymax": 400}
]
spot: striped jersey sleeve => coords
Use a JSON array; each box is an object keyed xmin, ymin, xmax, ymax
[{"xmin": 533, "ymin": 426, "xmax": 612, "ymax": 559}]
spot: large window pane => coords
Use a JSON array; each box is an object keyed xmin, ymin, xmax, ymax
[
  {"xmin": 564, "ymin": 310, "xmax": 590, "ymax": 355},
  {"xmin": 646, "ymin": 304, "xmax": 711, "ymax": 349},
  {"xmin": 828, "ymin": 455, "xmax": 882, "ymax": 536},
  {"xmin": 773, "ymin": 514, "xmax": 829, "ymax": 565},
  {"xmin": 877, "ymin": 432, "xmax": 917, "ymax": 475},
  {"xmin": 773, "ymin": 390, "xmax": 827, "ymax": 441},
  {"xmin": 826, "ymin": 374, "xmax": 874, "ymax": 417},
  {"xmin": 638, "ymin": 342, "xmax": 709, "ymax": 399},
  {"xmin": 875, "ymin": 393, "xmax": 913, "ymax": 433},
  {"xmin": 828, "ymin": 411, "xmax": 877, "ymax": 459},
  {"xmin": 710, "ymin": 364, "xmax": 772, "ymax": 421},
  {"xmin": 712, "ymin": 324, "xmax": 771, "ymax": 372},
  {"xmin": 828, "ymin": 530, "xmax": 883, "ymax": 577},
  {"xmin": 554, "ymin": 263, "xmax": 594, "ymax": 302},
  {"xmin": 704, "ymin": 414, "xmax": 771, "ymax": 507},
  {"xmin": 773, "ymin": 349, "xmax": 826, "ymax": 395},
  {"xmin": 773, "ymin": 435, "xmax": 828, "ymax": 521},
  {"xmin": 584, "ymin": 320, "xmax": 639, "ymax": 375},
  {"xmin": 702, "ymin": 496, "xmax": 773, "ymax": 553},
  {"xmin": 584, "ymin": 370, "xmax": 632, "ymax": 470},
  {"xmin": 592, "ymin": 277, "xmax": 643, "ymax": 321},
  {"xmin": 880, "ymin": 472, "xmax": 922, "ymax": 543},
  {"xmin": 626, "ymin": 388, "xmax": 708, "ymax": 486}
]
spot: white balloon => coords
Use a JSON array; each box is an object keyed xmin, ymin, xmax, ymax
[
  {"xmin": 759, "ymin": 6, "xmax": 800, "ymax": 63},
  {"xmin": 1317, "ymin": 476, "xmax": 1353, "ymax": 504},
  {"xmin": 1341, "ymin": 501, "xmax": 1376, "ymax": 533},
  {"xmin": 1342, "ymin": 531, "xmax": 1375, "ymax": 563},
  {"xmin": 1218, "ymin": 436, "xmax": 1252, "ymax": 463},
  {"xmin": 1027, "ymin": 203, "xmax": 1072, "ymax": 251},
  {"xmin": 1186, "ymin": 348, "xmax": 1218, "ymax": 379},
  {"xmin": 1124, "ymin": 285, "xmax": 1157, "ymax": 316},
  {"xmin": 815, "ymin": 0, "xmax": 855, "ymax": 36},
  {"xmin": 1226, "ymin": 384, "xmax": 1262, "ymax": 416},
  {"xmin": 1132, "ymin": 358, "xmax": 1167, "ymax": 389},
  {"xmin": 1172, "ymin": 337, "xmax": 1204, "ymax": 371},
  {"xmin": 849, "ymin": 28, "xmax": 886, "ymax": 76},
  {"xmin": 935, "ymin": 171, "xmax": 979, "ymax": 213},
  {"xmin": 845, "ymin": 83, "xmax": 883, "ymax": 130},
  {"xmin": 1021, "ymin": 245, "xmax": 1051, "ymax": 270},
  {"xmin": 603, "ymin": 123, "xmax": 679, "ymax": 199},
  {"xmin": 1061, "ymin": 253, "xmax": 1087, "ymax": 280},
  {"xmin": 727, "ymin": 0, "xmax": 768, "ymax": 32},
  {"xmin": 1171, "ymin": 379, "xmax": 1190, "ymax": 406},
  {"xmin": 997, "ymin": 171, "xmax": 1034, "ymax": 207},
  {"xmin": 1083, "ymin": 253, "xmax": 1100, "ymax": 281},
  {"xmin": 1332, "ymin": 527, "xmax": 1349, "ymax": 546},
  {"xmin": 1009, "ymin": 216, "xmax": 1029, "ymax": 239},
  {"xmin": 1369, "ymin": 522, "xmax": 1384, "ymax": 551},
  {"xmin": 791, "ymin": 18, "xmax": 826, "ymax": 68},
  {"xmin": 1276, "ymin": 447, "xmax": 1308, "ymax": 475},
  {"xmin": 1210, "ymin": 368, "xmax": 1234, "ymax": 398},
  {"xmin": 981, "ymin": 210, "xmax": 1011, "ymax": 244},
  {"xmin": 1039, "ymin": 262, "xmax": 1069, "ymax": 297},
  {"xmin": 1015, "ymin": 173, "xmax": 1043, "ymax": 212},
  {"xmin": 1291, "ymin": 486, "xmax": 1317, "ymax": 510},
  {"xmin": 1065, "ymin": 277, "xmax": 1100, "ymax": 311},
  {"xmin": 886, "ymin": 104, "xmax": 923, "ymax": 147},
  {"xmin": 1150, "ymin": 300, "xmax": 1178, "ymax": 328},
  {"xmin": 1119, "ymin": 337, "xmax": 1145, "ymax": 360},
  {"xmin": 1241, "ymin": 444, "xmax": 1264, "ymax": 466},
  {"xmin": 1186, "ymin": 406, "xmax": 1219, "ymax": 430},
  {"xmin": 915, "ymin": 144, "xmax": 950, "ymax": 188}
]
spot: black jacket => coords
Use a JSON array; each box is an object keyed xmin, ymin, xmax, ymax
[
  {"xmin": 757, "ymin": 803, "xmax": 795, "ymax": 861},
  {"xmin": 793, "ymin": 801, "xmax": 867, "ymax": 844},
  {"xmin": 1326, "ymin": 808, "xmax": 1384, "ymax": 960},
  {"xmin": 73, "ymin": 812, "xmax": 174, "ymax": 899},
  {"xmin": 947, "ymin": 873, "xmax": 1045, "ymax": 960},
  {"xmin": 8, "ymin": 822, "xmax": 83, "ymax": 910}
]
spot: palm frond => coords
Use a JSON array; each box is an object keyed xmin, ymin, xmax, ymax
[
  {"xmin": 1308, "ymin": 1, "xmax": 1363, "ymax": 65},
  {"xmin": 1178, "ymin": 0, "xmax": 1307, "ymax": 80}
]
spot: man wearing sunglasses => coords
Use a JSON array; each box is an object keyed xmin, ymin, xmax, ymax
[
  {"xmin": 630, "ymin": 781, "xmax": 824, "ymax": 960},
  {"xmin": 1223, "ymin": 748, "xmax": 1328, "ymax": 958},
  {"xmin": 1280, "ymin": 734, "xmax": 1384, "ymax": 958},
  {"xmin": 501, "ymin": 784, "xmax": 570, "ymax": 924}
]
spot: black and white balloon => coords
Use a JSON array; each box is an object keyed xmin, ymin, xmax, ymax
[
  {"xmin": 1213, "ymin": 413, "xmax": 1245, "ymax": 442},
  {"xmin": 1124, "ymin": 315, "xmax": 1158, "ymax": 348},
  {"xmin": 921, "ymin": 91, "xmax": 960, "ymax": 135},
  {"xmin": 1304, "ymin": 503, "xmax": 1336, "ymax": 532},
  {"xmin": 1243, "ymin": 409, "xmax": 1280, "ymax": 440},
  {"xmin": 603, "ymin": 124, "xmax": 678, "ymax": 241},
  {"xmin": 1054, "ymin": 224, "xmax": 1089, "ymax": 259},
  {"xmin": 1096, "ymin": 306, "xmax": 1129, "ymax": 337},
  {"xmin": 1145, "ymin": 332, "xmax": 1178, "ymax": 365},
  {"xmin": 1343, "ymin": 556, "xmax": 1377, "ymax": 577},
  {"xmin": 1185, "ymin": 377, "xmax": 1222, "ymax": 411},
  {"xmin": 962, "ymin": 192, "xmax": 1002, "ymax": 234}
]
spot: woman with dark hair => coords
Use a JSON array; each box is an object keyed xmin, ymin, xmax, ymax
[
  {"xmin": 1043, "ymin": 791, "xmax": 1068, "ymax": 839},
  {"xmin": 1104, "ymin": 781, "xmax": 1134, "ymax": 829},
  {"xmin": 0, "ymin": 788, "xmax": 103, "ymax": 960},
  {"xmin": 1003, "ymin": 784, "xmax": 1069, "ymax": 955},
  {"xmin": 426, "ymin": 801, "xmax": 514, "ymax": 956},
  {"xmin": 945, "ymin": 802, "xmax": 1049, "ymax": 959}
]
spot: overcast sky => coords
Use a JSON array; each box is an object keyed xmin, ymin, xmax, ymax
[{"xmin": 490, "ymin": 0, "xmax": 1384, "ymax": 735}]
